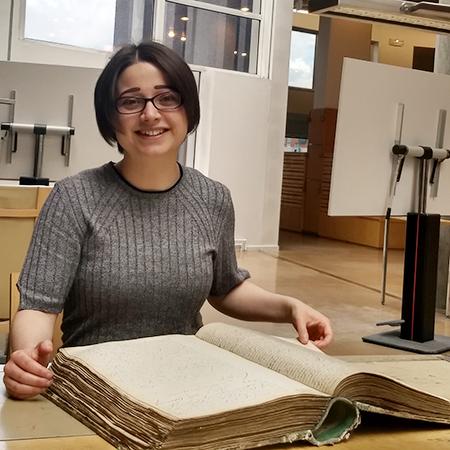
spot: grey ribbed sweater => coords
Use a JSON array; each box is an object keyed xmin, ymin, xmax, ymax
[{"xmin": 18, "ymin": 162, "xmax": 249, "ymax": 347}]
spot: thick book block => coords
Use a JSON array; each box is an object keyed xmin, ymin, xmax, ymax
[{"xmin": 44, "ymin": 324, "xmax": 450, "ymax": 450}]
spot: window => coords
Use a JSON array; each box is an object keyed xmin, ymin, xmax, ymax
[
  {"xmin": 22, "ymin": 0, "xmax": 267, "ymax": 74},
  {"xmin": 288, "ymin": 29, "xmax": 316, "ymax": 90},
  {"xmin": 24, "ymin": 0, "xmax": 117, "ymax": 52},
  {"xmin": 163, "ymin": 1, "xmax": 259, "ymax": 73}
]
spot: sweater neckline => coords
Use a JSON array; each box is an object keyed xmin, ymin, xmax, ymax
[{"xmin": 107, "ymin": 161, "xmax": 184, "ymax": 195}]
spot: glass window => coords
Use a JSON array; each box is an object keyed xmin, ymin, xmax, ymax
[
  {"xmin": 24, "ymin": 0, "xmax": 117, "ymax": 52},
  {"xmin": 198, "ymin": 0, "xmax": 261, "ymax": 14},
  {"xmin": 163, "ymin": 1, "xmax": 259, "ymax": 73},
  {"xmin": 288, "ymin": 29, "xmax": 316, "ymax": 90}
]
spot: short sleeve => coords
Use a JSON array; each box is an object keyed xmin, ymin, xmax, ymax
[
  {"xmin": 208, "ymin": 188, "xmax": 250, "ymax": 297},
  {"xmin": 18, "ymin": 183, "xmax": 86, "ymax": 313}
]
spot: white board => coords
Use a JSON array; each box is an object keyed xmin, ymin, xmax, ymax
[{"xmin": 329, "ymin": 58, "xmax": 450, "ymax": 216}]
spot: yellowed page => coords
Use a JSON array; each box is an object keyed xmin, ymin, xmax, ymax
[
  {"xmin": 196, "ymin": 323, "xmax": 355, "ymax": 395},
  {"xmin": 348, "ymin": 358, "xmax": 450, "ymax": 400},
  {"xmin": 60, "ymin": 335, "xmax": 326, "ymax": 419}
]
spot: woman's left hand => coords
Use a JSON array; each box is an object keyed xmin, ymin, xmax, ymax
[{"xmin": 289, "ymin": 299, "xmax": 333, "ymax": 349}]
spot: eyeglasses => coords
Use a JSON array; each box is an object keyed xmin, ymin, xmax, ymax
[{"xmin": 115, "ymin": 90, "xmax": 183, "ymax": 114}]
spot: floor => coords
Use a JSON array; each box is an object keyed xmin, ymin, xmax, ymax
[
  {"xmin": 202, "ymin": 230, "xmax": 450, "ymax": 356},
  {"xmin": 1, "ymin": 231, "xmax": 449, "ymax": 358}
]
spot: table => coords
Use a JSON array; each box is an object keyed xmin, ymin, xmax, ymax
[{"xmin": 1, "ymin": 381, "xmax": 450, "ymax": 450}]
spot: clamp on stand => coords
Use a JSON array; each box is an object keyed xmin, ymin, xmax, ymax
[
  {"xmin": 0, "ymin": 94, "xmax": 75, "ymax": 185},
  {"xmin": 0, "ymin": 90, "xmax": 17, "ymax": 163}
]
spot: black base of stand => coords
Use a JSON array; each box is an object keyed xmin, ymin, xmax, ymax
[
  {"xmin": 364, "ymin": 213, "xmax": 448, "ymax": 354},
  {"xmin": 362, "ymin": 330, "xmax": 450, "ymax": 354}
]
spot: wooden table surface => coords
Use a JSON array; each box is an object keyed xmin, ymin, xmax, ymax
[
  {"xmin": 0, "ymin": 417, "xmax": 450, "ymax": 450},
  {"xmin": 1, "ymin": 379, "xmax": 450, "ymax": 450}
]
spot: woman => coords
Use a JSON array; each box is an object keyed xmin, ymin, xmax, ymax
[{"xmin": 4, "ymin": 42, "xmax": 332, "ymax": 400}]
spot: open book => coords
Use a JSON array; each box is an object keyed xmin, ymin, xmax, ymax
[{"xmin": 44, "ymin": 323, "xmax": 450, "ymax": 450}]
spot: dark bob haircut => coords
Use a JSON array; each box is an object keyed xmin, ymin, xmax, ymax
[{"xmin": 94, "ymin": 41, "xmax": 200, "ymax": 152}]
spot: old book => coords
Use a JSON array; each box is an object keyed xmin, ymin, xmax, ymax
[{"xmin": 44, "ymin": 323, "xmax": 450, "ymax": 449}]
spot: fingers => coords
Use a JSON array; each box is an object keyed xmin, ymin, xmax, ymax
[
  {"xmin": 290, "ymin": 300, "xmax": 334, "ymax": 348},
  {"xmin": 3, "ymin": 373, "xmax": 52, "ymax": 400},
  {"xmin": 10, "ymin": 349, "xmax": 54, "ymax": 378},
  {"xmin": 33, "ymin": 340, "xmax": 54, "ymax": 367},
  {"xmin": 309, "ymin": 320, "xmax": 333, "ymax": 348},
  {"xmin": 3, "ymin": 348, "xmax": 54, "ymax": 400},
  {"xmin": 295, "ymin": 323, "xmax": 309, "ymax": 345}
]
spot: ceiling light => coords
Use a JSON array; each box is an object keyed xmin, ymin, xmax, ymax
[{"xmin": 308, "ymin": 0, "xmax": 450, "ymax": 34}]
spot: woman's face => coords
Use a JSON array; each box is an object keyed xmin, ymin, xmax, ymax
[{"xmin": 114, "ymin": 62, "xmax": 188, "ymax": 161}]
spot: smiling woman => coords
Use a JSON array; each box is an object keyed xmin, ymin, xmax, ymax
[{"xmin": 3, "ymin": 41, "xmax": 332, "ymax": 402}]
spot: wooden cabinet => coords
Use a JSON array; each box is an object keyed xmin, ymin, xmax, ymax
[
  {"xmin": 279, "ymin": 153, "xmax": 307, "ymax": 232},
  {"xmin": 0, "ymin": 186, "xmax": 51, "ymax": 319}
]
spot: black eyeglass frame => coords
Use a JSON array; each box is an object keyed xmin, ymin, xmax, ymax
[{"xmin": 115, "ymin": 91, "xmax": 183, "ymax": 114}]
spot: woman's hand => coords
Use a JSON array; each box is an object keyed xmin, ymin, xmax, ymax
[
  {"xmin": 3, "ymin": 340, "xmax": 54, "ymax": 400},
  {"xmin": 289, "ymin": 299, "xmax": 333, "ymax": 348}
]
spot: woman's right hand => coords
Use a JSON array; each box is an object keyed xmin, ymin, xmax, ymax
[{"xmin": 3, "ymin": 340, "xmax": 54, "ymax": 400}]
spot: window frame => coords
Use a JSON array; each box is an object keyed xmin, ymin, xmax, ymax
[
  {"xmin": 153, "ymin": 0, "xmax": 271, "ymax": 77},
  {"xmin": 288, "ymin": 26, "xmax": 318, "ymax": 92}
]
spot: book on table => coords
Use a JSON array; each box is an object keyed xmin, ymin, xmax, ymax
[{"xmin": 44, "ymin": 322, "xmax": 450, "ymax": 449}]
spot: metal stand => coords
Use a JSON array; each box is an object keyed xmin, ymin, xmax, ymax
[
  {"xmin": 364, "ymin": 211, "xmax": 450, "ymax": 353},
  {"xmin": 364, "ymin": 108, "xmax": 450, "ymax": 354}
]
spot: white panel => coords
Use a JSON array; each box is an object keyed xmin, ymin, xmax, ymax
[
  {"xmin": 197, "ymin": 69, "xmax": 271, "ymax": 247},
  {"xmin": 0, "ymin": 61, "xmax": 119, "ymax": 181},
  {"xmin": 329, "ymin": 58, "xmax": 450, "ymax": 216}
]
